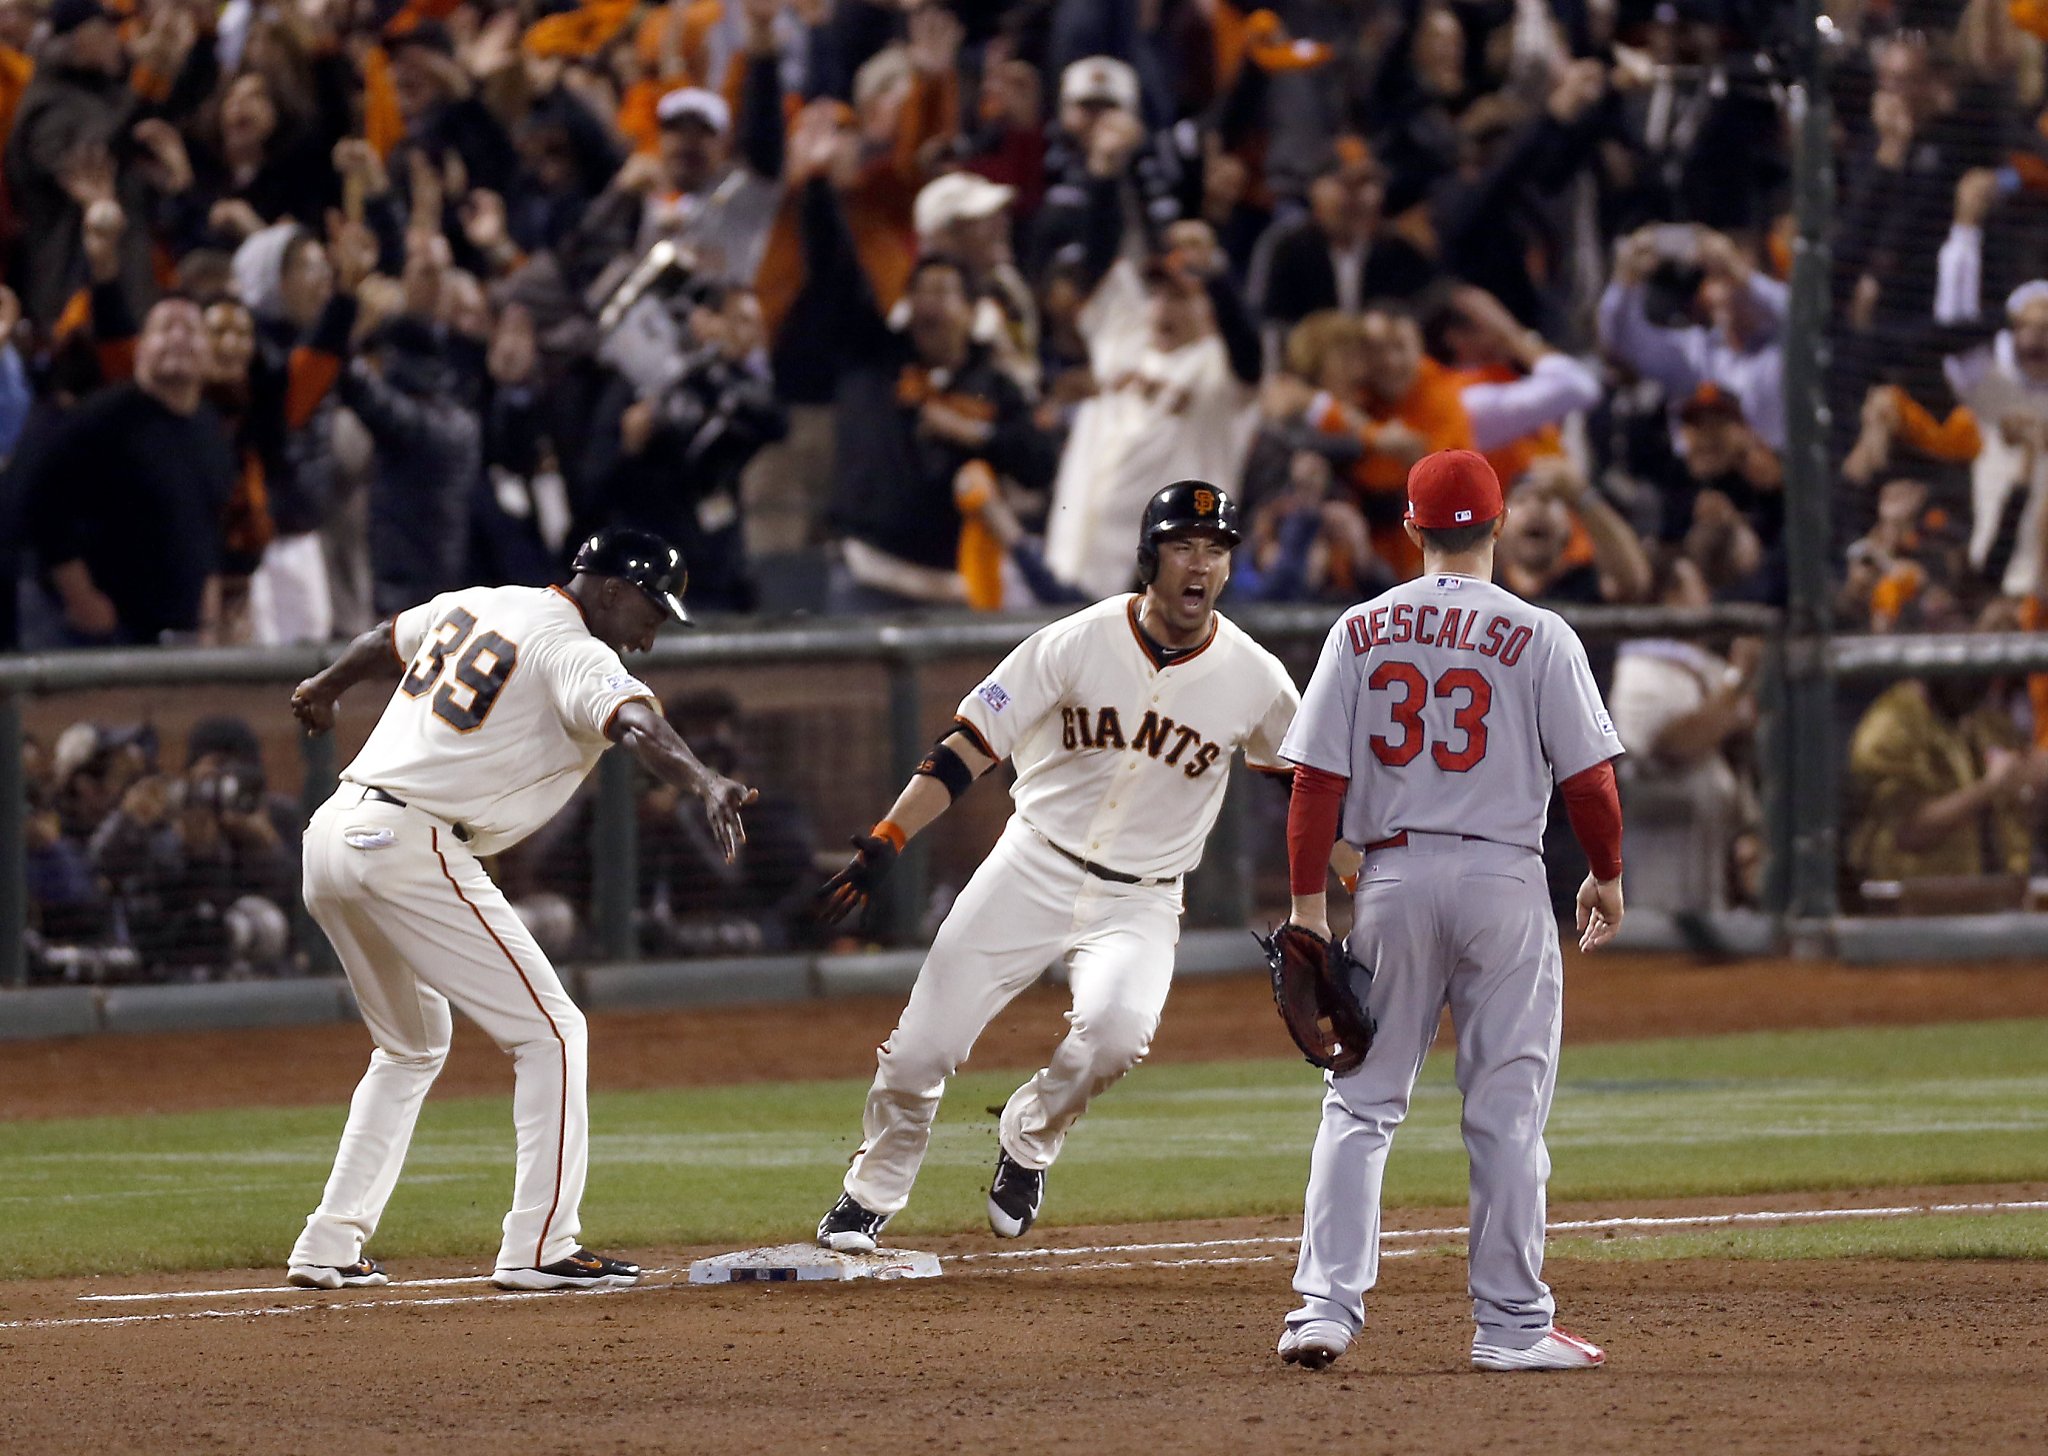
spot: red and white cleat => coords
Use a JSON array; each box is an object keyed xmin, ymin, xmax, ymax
[{"xmin": 1471, "ymin": 1326, "xmax": 1606, "ymax": 1372}]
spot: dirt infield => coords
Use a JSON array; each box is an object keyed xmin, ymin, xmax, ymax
[
  {"xmin": 4, "ymin": 1193, "xmax": 2046, "ymax": 1455},
  {"xmin": 9, "ymin": 949, "xmax": 2048, "ymax": 1121},
  {"xmin": 5, "ymin": 953, "xmax": 2048, "ymax": 1453}
]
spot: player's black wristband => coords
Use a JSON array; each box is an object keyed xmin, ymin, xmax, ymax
[{"xmin": 915, "ymin": 742, "xmax": 977, "ymax": 802}]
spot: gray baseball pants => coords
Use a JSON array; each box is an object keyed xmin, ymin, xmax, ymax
[{"xmin": 1287, "ymin": 831, "xmax": 1563, "ymax": 1350}]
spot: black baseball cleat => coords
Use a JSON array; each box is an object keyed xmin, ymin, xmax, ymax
[
  {"xmin": 987, "ymin": 1152, "xmax": 1044, "ymax": 1239},
  {"xmin": 286, "ymin": 1257, "xmax": 388, "ymax": 1290},
  {"xmin": 817, "ymin": 1193, "xmax": 891, "ymax": 1253},
  {"xmin": 490, "ymin": 1249, "xmax": 641, "ymax": 1291}
]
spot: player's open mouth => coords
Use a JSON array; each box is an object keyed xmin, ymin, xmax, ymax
[{"xmin": 1180, "ymin": 584, "xmax": 1206, "ymax": 607}]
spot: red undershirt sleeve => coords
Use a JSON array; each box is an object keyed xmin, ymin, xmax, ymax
[
  {"xmin": 1287, "ymin": 764, "xmax": 1349, "ymax": 895},
  {"xmin": 1559, "ymin": 759, "xmax": 1623, "ymax": 881}
]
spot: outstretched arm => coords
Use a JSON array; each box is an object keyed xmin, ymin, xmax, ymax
[
  {"xmin": 290, "ymin": 620, "xmax": 407, "ymax": 734},
  {"xmin": 608, "ymin": 700, "xmax": 757, "ymax": 862},
  {"xmin": 816, "ymin": 730, "xmax": 998, "ymax": 923}
]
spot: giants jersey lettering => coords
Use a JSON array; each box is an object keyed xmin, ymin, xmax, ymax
[
  {"xmin": 341, "ymin": 585, "xmax": 658, "ymax": 856},
  {"xmin": 954, "ymin": 596, "xmax": 1300, "ymax": 880},
  {"xmin": 1281, "ymin": 575, "xmax": 1621, "ymax": 853}
]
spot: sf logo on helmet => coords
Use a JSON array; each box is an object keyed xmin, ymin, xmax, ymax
[{"xmin": 1193, "ymin": 488, "xmax": 1217, "ymax": 516}]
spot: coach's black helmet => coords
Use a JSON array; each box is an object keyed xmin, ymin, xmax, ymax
[
  {"xmin": 572, "ymin": 527, "xmax": 693, "ymax": 625},
  {"xmin": 1135, "ymin": 479, "xmax": 1243, "ymax": 585}
]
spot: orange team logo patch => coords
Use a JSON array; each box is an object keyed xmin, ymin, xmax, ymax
[{"xmin": 1193, "ymin": 487, "xmax": 1217, "ymax": 515}]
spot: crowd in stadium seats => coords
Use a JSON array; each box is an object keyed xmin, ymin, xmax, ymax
[{"xmin": 12, "ymin": 0, "xmax": 2048, "ymax": 974}]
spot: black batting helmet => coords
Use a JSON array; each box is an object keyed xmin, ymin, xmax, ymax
[
  {"xmin": 1135, "ymin": 480, "xmax": 1242, "ymax": 585},
  {"xmin": 572, "ymin": 527, "xmax": 693, "ymax": 625}
]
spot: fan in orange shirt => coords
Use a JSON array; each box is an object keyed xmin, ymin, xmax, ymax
[{"xmin": 1276, "ymin": 305, "xmax": 1473, "ymax": 579}]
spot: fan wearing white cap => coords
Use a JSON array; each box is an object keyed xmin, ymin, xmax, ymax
[
  {"xmin": 1030, "ymin": 55, "xmax": 1190, "ymax": 276},
  {"xmin": 912, "ymin": 172, "xmax": 1038, "ymax": 393},
  {"xmin": 629, "ymin": 9, "xmax": 786, "ymax": 283}
]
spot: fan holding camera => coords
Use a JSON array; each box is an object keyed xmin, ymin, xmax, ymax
[{"xmin": 1598, "ymin": 222, "xmax": 1786, "ymax": 453}]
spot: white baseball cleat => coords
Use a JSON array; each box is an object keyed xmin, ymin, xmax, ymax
[
  {"xmin": 286, "ymin": 1257, "xmax": 388, "ymax": 1290},
  {"xmin": 1471, "ymin": 1326, "xmax": 1606, "ymax": 1371},
  {"xmin": 1277, "ymin": 1319, "xmax": 1352, "ymax": 1371}
]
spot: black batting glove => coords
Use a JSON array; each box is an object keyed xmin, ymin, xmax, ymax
[{"xmin": 815, "ymin": 829, "xmax": 902, "ymax": 925}]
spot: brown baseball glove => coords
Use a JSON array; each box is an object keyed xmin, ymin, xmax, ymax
[{"xmin": 1258, "ymin": 924, "xmax": 1375, "ymax": 1074}]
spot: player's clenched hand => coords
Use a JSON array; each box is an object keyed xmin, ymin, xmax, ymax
[
  {"xmin": 697, "ymin": 773, "xmax": 757, "ymax": 863},
  {"xmin": 1575, "ymin": 874, "xmax": 1623, "ymax": 953},
  {"xmin": 815, "ymin": 833, "xmax": 900, "ymax": 925},
  {"xmin": 291, "ymin": 678, "xmax": 339, "ymax": 736}
]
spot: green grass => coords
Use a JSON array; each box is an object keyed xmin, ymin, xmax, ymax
[
  {"xmin": 3, "ymin": 1019, "xmax": 2046, "ymax": 1280},
  {"xmin": 1547, "ymin": 1212, "xmax": 2048, "ymax": 1263}
]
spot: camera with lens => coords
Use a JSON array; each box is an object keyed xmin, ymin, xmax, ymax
[{"xmin": 180, "ymin": 767, "xmax": 264, "ymax": 819}]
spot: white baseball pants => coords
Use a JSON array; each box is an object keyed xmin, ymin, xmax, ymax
[
  {"xmin": 843, "ymin": 817, "xmax": 1183, "ymax": 1217},
  {"xmin": 1288, "ymin": 832, "xmax": 1563, "ymax": 1350},
  {"xmin": 290, "ymin": 785, "xmax": 589, "ymax": 1273}
]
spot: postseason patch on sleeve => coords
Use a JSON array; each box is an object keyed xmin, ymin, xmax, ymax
[
  {"xmin": 605, "ymin": 670, "xmax": 652, "ymax": 699},
  {"xmin": 977, "ymin": 681, "xmax": 1011, "ymax": 713},
  {"xmin": 1597, "ymin": 709, "xmax": 1616, "ymax": 737}
]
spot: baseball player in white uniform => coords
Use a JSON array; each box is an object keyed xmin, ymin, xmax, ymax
[
  {"xmin": 283, "ymin": 529, "xmax": 753, "ymax": 1292},
  {"xmin": 813, "ymin": 481, "xmax": 1300, "ymax": 1251},
  {"xmin": 1273, "ymin": 449, "xmax": 1626, "ymax": 1372}
]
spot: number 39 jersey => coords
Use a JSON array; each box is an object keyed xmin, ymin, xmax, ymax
[
  {"xmin": 340, "ymin": 585, "xmax": 658, "ymax": 856},
  {"xmin": 1281, "ymin": 574, "xmax": 1622, "ymax": 854}
]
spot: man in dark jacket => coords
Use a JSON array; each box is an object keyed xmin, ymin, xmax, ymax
[
  {"xmin": 1248, "ymin": 140, "xmax": 1436, "ymax": 336},
  {"xmin": 4, "ymin": 0, "xmax": 157, "ymax": 327},
  {"xmin": 22, "ymin": 297, "xmax": 236, "ymax": 645},
  {"xmin": 339, "ymin": 313, "xmax": 481, "ymax": 615},
  {"xmin": 585, "ymin": 286, "xmax": 785, "ymax": 613},
  {"xmin": 794, "ymin": 146, "xmax": 1057, "ymax": 611}
]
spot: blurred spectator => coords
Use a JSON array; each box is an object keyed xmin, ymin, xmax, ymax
[
  {"xmin": 1848, "ymin": 675, "xmax": 2048, "ymax": 885},
  {"xmin": 1430, "ymin": 284, "xmax": 1603, "ymax": 487},
  {"xmin": 1599, "ymin": 224, "xmax": 1787, "ymax": 451},
  {"xmin": 1609, "ymin": 556, "xmax": 1764, "ymax": 910},
  {"xmin": 1230, "ymin": 447, "xmax": 1383, "ymax": 604},
  {"xmin": 913, "ymin": 170, "xmax": 1037, "ymax": 393},
  {"xmin": 586, "ymin": 283, "xmax": 785, "ymax": 612},
  {"xmin": 1263, "ymin": 302, "xmax": 1472, "ymax": 581},
  {"xmin": 20, "ymin": 296, "xmax": 236, "ymax": 645},
  {"xmin": 1247, "ymin": 139, "xmax": 1435, "ymax": 337},
  {"xmin": 1032, "ymin": 54, "xmax": 1187, "ymax": 274},
  {"xmin": 240, "ymin": 219, "xmax": 374, "ymax": 644},
  {"xmin": 1041, "ymin": 208, "xmax": 1261, "ymax": 598},
  {"xmin": 4, "ymin": 0, "xmax": 167, "ymax": 327},
  {"xmin": 521, "ymin": 691, "xmax": 821, "ymax": 954},
  {"xmin": 89, "ymin": 760, "xmax": 293, "ymax": 978},
  {"xmin": 24, "ymin": 730, "xmax": 108, "ymax": 945},
  {"xmin": 1496, "ymin": 458, "xmax": 1652, "ymax": 607},
  {"xmin": 337, "ymin": 234, "xmax": 482, "ymax": 613},
  {"xmin": 1654, "ymin": 386, "xmax": 1785, "ymax": 601},
  {"xmin": 796, "ymin": 111, "xmax": 1054, "ymax": 611}
]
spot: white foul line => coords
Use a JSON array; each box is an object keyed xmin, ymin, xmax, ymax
[
  {"xmin": 951, "ymin": 1198, "xmax": 2048, "ymax": 1262},
  {"xmin": 7, "ymin": 1198, "xmax": 2040, "ymax": 1333}
]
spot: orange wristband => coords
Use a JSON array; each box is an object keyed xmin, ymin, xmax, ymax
[{"xmin": 872, "ymin": 819, "xmax": 908, "ymax": 852}]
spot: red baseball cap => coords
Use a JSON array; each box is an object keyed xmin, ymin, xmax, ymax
[{"xmin": 1405, "ymin": 449, "xmax": 1504, "ymax": 529}]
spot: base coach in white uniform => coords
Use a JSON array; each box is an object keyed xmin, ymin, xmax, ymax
[
  {"xmin": 284, "ymin": 529, "xmax": 753, "ymax": 1292},
  {"xmin": 813, "ymin": 481, "xmax": 1301, "ymax": 1251}
]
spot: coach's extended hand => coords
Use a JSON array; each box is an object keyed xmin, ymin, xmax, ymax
[{"xmin": 697, "ymin": 771, "xmax": 756, "ymax": 863}]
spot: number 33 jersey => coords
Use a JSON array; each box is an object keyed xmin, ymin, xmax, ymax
[
  {"xmin": 1281, "ymin": 574, "xmax": 1623, "ymax": 854},
  {"xmin": 340, "ymin": 586, "xmax": 658, "ymax": 856}
]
